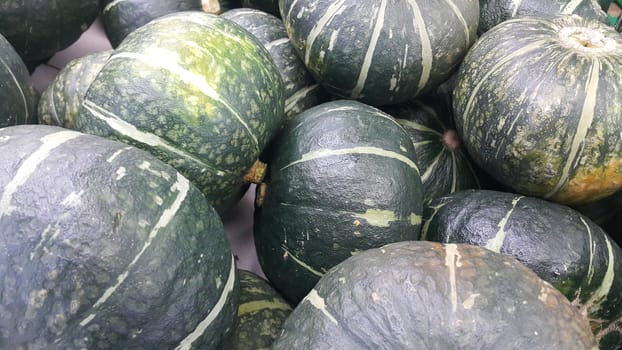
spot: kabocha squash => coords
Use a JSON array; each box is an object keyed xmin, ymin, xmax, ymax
[
  {"xmin": 254, "ymin": 100, "xmax": 424, "ymax": 304},
  {"xmin": 38, "ymin": 50, "xmax": 112, "ymax": 128},
  {"xmin": 279, "ymin": 0, "xmax": 479, "ymax": 106},
  {"xmin": 221, "ymin": 8, "xmax": 327, "ymax": 121},
  {"xmin": 478, "ymin": 0, "xmax": 608, "ymax": 34},
  {"xmin": 271, "ymin": 241, "xmax": 597, "ymax": 349},
  {"xmin": 0, "ymin": 33, "xmax": 37, "ymax": 127},
  {"xmin": 224, "ymin": 270, "xmax": 292, "ymax": 350},
  {"xmin": 453, "ymin": 15, "xmax": 622, "ymax": 205},
  {"xmin": 101, "ymin": 0, "xmax": 205, "ymax": 48},
  {"xmin": 421, "ymin": 189, "xmax": 622, "ymax": 348},
  {"xmin": 0, "ymin": 0, "xmax": 99, "ymax": 63},
  {"xmin": 40, "ymin": 11, "xmax": 285, "ymax": 214},
  {"xmin": 382, "ymin": 95, "xmax": 480, "ymax": 206},
  {"xmin": 0, "ymin": 125, "xmax": 239, "ymax": 349}
]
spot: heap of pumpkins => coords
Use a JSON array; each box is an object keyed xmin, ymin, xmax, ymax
[{"xmin": 0, "ymin": 0, "xmax": 621, "ymax": 349}]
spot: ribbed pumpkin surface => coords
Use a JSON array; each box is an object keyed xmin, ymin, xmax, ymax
[{"xmin": 453, "ymin": 15, "xmax": 622, "ymax": 205}]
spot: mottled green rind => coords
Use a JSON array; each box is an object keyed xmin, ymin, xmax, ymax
[
  {"xmin": 221, "ymin": 8, "xmax": 327, "ymax": 120},
  {"xmin": 0, "ymin": 33, "xmax": 37, "ymax": 126},
  {"xmin": 0, "ymin": 125, "xmax": 239, "ymax": 349},
  {"xmin": 0, "ymin": 0, "xmax": 99, "ymax": 61},
  {"xmin": 38, "ymin": 50, "xmax": 112, "ymax": 128},
  {"xmin": 101, "ymin": 0, "xmax": 203, "ymax": 48},
  {"xmin": 272, "ymin": 241, "xmax": 597, "ymax": 349},
  {"xmin": 69, "ymin": 11, "xmax": 285, "ymax": 213},
  {"xmin": 225, "ymin": 270, "xmax": 292, "ymax": 350},
  {"xmin": 479, "ymin": 0, "xmax": 609, "ymax": 34},
  {"xmin": 254, "ymin": 100, "xmax": 423, "ymax": 304},
  {"xmin": 382, "ymin": 96, "xmax": 480, "ymax": 206},
  {"xmin": 279, "ymin": 0, "xmax": 479, "ymax": 106},
  {"xmin": 421, "ymin": 189, "xmax": 622, "ymax": 347},
  {"xmin": 453, "ymin": 15, "xmax": 622, "ymax": 205}
]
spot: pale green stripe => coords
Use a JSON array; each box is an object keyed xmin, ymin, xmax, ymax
[
  {"xmin": 0, "ymin": 56, "xmax": 29, "ymax": 123},
  {"xmin": 407, "ymin": 0, "xmax": 432, "ymax": 94},
  {"xmin": 484, "ymin": 196, "xmax": 523, "ymax": 253},
  {"xmin": 0, "ymin": 130, "xmax": 82, "ymax": 219},
  {"xmin": 304, "ymin": 0, "xmax": 348, "ymax": 65},
  {"xmin": 351, "ymin": 0, "xmax": 387, "ymax": 99},
  {"xmin": 582, "ymin": 216, "xmax": 596, "ymax": 285},
  {"xmin": 282, "ymin": 246, "xmax": 324, "ymax": 277},
  {"xmin": 511, "ymin": 0, "xmax": 524, "ymax": 16},
  {"xmin": 443, "ymin": 0, "xmax": 471, "ymax": 45},
  {"xmin": 420, "ymin": 150, "xmax": 443, "ymax": 183},
  {"xmin": 584, "ymin": 234, "xmax": 616, "ymax": 315},
  {"xmin": 280, "ymin": 146, "xmax": 419, "ymax": 174},
  {"xmin": 462, "ymin": 40, "xmax": 547, "ymax": 135},
  {"xmin": 109, "ymin": 51, "xmax": 259, "ymax": 151},
  {"xmin": 561, "ymin": 0, "xmax": 583, "ymax": 14},
  {"xmin": 397, "ymin": 118, "xmax": 443, "ymax": 137},
  {"xmin": 545, "ymin": 59, "xmax": 600, "ymax": 198},
  {"xmin": 175, "ymin": 255, "xmax": 237, "ymax": 350}
]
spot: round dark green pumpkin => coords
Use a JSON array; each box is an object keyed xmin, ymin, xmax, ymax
[
  {"xmin": 0, "ymin": 0, "xmax": 99, "ymax": 62},
  {"xmin": 0, "ymin": 33, "xmax": 38, "ymax": 126},
  {"xmin": 224, "ymin": 270, "xmax": 292, "ymax": 350},
  {"xmin": 0, "ymin": 124, "xmax": 239, "ymax": 349},
  {"xmin": 453, "ymin": 15, "xmax": 622, "ymax": 205},
  {"xmin": 271, "ymin": 241, "xmax": 597, "ymax": 349},
  {"xmin": 254, "ymin": 99, "xmax": 424, "ymax": 304},
  {"xmin": 382, "ymin": 95, "xmax": 480, "ymax": 206},
  {"xmin": 478, "ymin": 0, "xmax": 608, "ymax": 34},
  {"xmin": 279, "ymin": 0, "xmax": 479, "ymax": 106},
  {"xmin": 421, "ymin": 189, "xmax": 622, "ymax": 348},
  {"xmin": 39, "ymin": 11, "xmax": 285, "ymax": 214},
  {"xmin": 221, "ymin": 8, "xmax": 327, "ymax": 121}
]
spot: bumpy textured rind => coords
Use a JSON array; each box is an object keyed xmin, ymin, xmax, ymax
[
  {"xmin": 254, "ymin": 100, "xmax": 423, "ymax": 304},
  {"xmin": 271, "ymin": 241, "xmax": 597, "ymax": 349},
  {"xmin": 224, "ymin": 270, "xmax": 292, "ymax": 350},
  {"xmin": 0, "ymin": 125, "xmax": 239, "ymax": 349},
  {"xmin": 57, "ymin": 12, "xmax": 285, "ymax": 213}
]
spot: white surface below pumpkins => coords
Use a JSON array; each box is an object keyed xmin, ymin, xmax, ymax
[{"xmin": 29, "ymin": 17, "xmax": 264, "ymax": 278}]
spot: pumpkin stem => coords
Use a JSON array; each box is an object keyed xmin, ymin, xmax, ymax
[
  {"xmin": 244, "ymin": 160, "xmax": 268, "ymax": 184},
  {"xmin": 202, "ymin": 0, "xmax": 222, "ymax": 14},
  {"xmin": 255, "ymin": 182, "xmax": 268, "ymax": 208},
  {"xmin": 442, "ymin": 129, "xmax": 462, "ymax": 152}
]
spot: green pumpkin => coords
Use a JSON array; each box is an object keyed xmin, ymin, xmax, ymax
[
  {"xmin": 0, "ymin": 0, "xmax": 99, "ymax": 62},
  {"xmin": 421, "ymin": 189, "xmax": 622, "ymax": 349},
  {"xmin": 39, "ymin": 11, "xmax": 285, "ymax": 214},
  {"xmin": 0, "ymin": 125, "xmax": 239, "ymax": 349},
  {"xmin": 279, "ymin": 0, "xmax": 479, "ymax": 106},
  {"xmin": 254, "ymin": 99, "xmax": 424, "ymax": 304},
  {"xmin": 272, "ymin": 241, "xmax": 597, "ymax": 349},
  {"xmin": 0, "ymin": 33, "xmax": 38, "ymax": 126},
  {"xmin": 453, "ymin": 15, "xmax": 622, "ymax": 205}
]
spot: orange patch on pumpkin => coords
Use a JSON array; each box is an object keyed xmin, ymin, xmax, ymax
[{"xmin": 552, "ymin": 158, "xmax": 622, "ymax": 204}]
